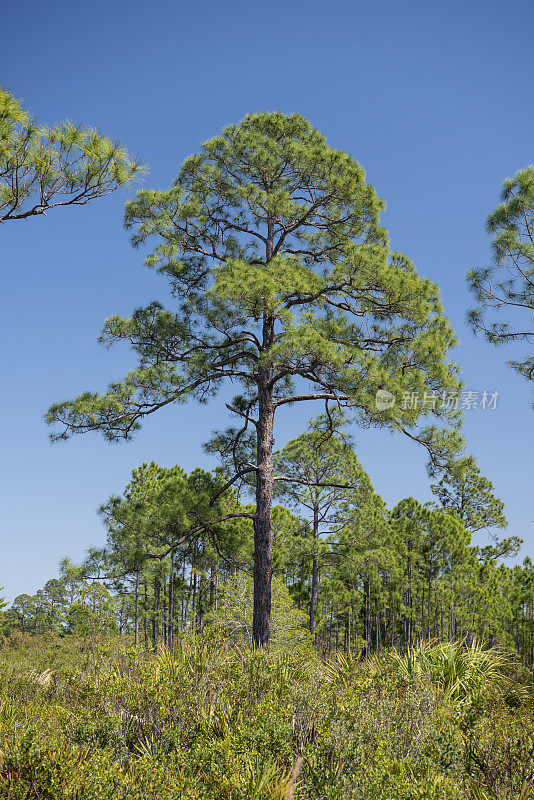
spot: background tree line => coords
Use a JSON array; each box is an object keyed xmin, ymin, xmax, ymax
[{"xmin": 4, "ymin": 423, "xmax": 533, "ymax": 665}]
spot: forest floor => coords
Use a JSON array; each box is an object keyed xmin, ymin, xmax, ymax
[{"xmin": 1, "ymin": 632, "xmax": 533, "ymax": 799}]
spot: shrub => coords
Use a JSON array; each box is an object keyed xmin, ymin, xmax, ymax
[{"xmin": 0, "ymin": 634, "xmax": 532, "ymax": 798}]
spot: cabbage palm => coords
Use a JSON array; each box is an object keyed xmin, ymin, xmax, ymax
[{"xmin": 390, "ymin": 639, "xmax": 520, "ymax": 704}]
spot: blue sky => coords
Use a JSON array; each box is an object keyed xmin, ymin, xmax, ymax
[{"xmin": 1, "ymin": 0, "xmax": 533, "ymax": 602}]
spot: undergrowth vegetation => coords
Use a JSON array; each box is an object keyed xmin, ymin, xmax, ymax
[{"xmin": 1, "ymin": 634, "xmax": 534, "ymax": 798}]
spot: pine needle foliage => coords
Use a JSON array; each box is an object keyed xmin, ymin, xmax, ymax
[
  {"xmin": 467, "ymin": 165, "xmax": 534, "ymax": 404},
  {"xmin": 0, "ymin": 87, "xmax": 142, "ymax": 223}
]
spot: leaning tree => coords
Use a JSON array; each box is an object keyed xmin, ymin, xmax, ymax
[{"xmin": 47, "ymin": 112, "xmax": 462, "ymax": 646}]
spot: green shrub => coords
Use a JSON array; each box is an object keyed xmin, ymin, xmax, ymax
[{"xmin": 1, "ymin": 634, "xmax": 533, "ymax": 798}]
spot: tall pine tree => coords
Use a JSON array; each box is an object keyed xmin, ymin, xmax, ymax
[{"xmin": 47, "ymin": 112, "xmax": 462, "ymax": 646}]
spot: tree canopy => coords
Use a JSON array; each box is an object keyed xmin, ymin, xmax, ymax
[{"xmin": 430, "ymin": 455, "xmax": 507, "ymax": 533}]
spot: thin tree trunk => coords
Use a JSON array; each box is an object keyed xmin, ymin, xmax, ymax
[
  {"xmin": 134, "ymin": 570, "xmax": 139, "ymax": 647},
  {"xmin": 198, "ymin": 574, "xmax": 204, "ymax": 630},
  {"xmin": 152, "ymin": 576, "xmax": 160, "ymax": 653},
  {"xmin": 164, "ymin": 578, "xmax": 168, "ymax": 647},
  {"xmin": 375, "ymin": 604, "xmax": 380, "ymax": 652},
  {"xmin": 209, "ymin": 562, "xmax": 217, "ymax": 609},
  {"xmin": 407, "ymin": 539, "xmax": 413, "ymax": 648},
  {"xmin": 428, "ymin": 563, "xmax": 436, "ymax": 641},
  {"xmin": 168, "ymin": 553, "xmax": 174, "ymax": 650},
  {"xmin": 521, "ymin": 605, "xmax": 525, "ymax": 666},
  {"xmin": 118, "ymin": 597, "xmax": 124, "ymax": 634},
  {"xmin": 191, "ymin": 571, "xmax": 197, "ymax": 631},
  {"xmin": 421, "ymin": 583, "xmax": 425, "ymax": 640},
  {"xmin": 364, "ymin": 579, "xmax": 371, "ymax": 654},
  {"xmin": 309, "ymin": 505, "xmax": 320, "ymax": 637},
  {"xmin": 143, "ymin": 579, "xmax": 148, "ymax": 650}
]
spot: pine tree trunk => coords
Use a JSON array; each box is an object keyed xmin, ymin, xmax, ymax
[
  {"xmin": 252, "ymin": 346, "xmax": 275, "ymax": 648},
  {"xmin": 427, "ymin": 567, "xmax": 432, "ymax": 642},
  {"xmin": 209, "ymin": 562, "xmax": 216, "ymax": 609},
  {"xmin": 152, "ymin": 576, "xmax": 160, "ymax": 653},
  {"xmin": 143, "ymin": 579, "xmax": 148, "ymax": 650},
  {"xmin": 183, "ymin": 562, "xmax": 193, "ymax": 626},
  {"xmin": 421, "ymin": 584, "xmax": 425, "ymax": 640},
  {"xmin": 118, "ymin": 598, "xmax": 124, "ymax": 635},
  {"xmin": 162, "ymin": 578, "xmax": 167, "ymax": 648},
  {"xmin": 134, "ymin": 570, "xmax": 139, "ymax": 647},
  {"xmin": 309, "ymin": 505, "xmax": 320, "ymax": 637},
  {"xmin": 191, "ymin": 571, "xmax": 197, "ymax": 631},
  {"xmin": 198, "ymin": 574, "xmax": 204, "ymax": 631},
  {"xmin": 168, "ymin": 553, "xmax": 174, "ymax": 650},
  {"xmin": 252, "ymin": 222, "xmax": 277, "ymax": 649},
  {"xmin": 375, "ymin": 604, "xmax": 380, "ymax": 652},
  {"xmin": 407, "ymin": 539, "xmax": 413, "ymax": 648},
  {"xmin": 364, "ymin": 579, "xmax": 371, "ymax": 654}
]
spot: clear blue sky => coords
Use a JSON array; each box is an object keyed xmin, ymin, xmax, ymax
[{"xmin": 1, "ymin": 0, "xmax": 533, "ymax": 602}]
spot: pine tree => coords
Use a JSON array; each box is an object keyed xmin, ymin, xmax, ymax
[
  {"xmin": 0, "ymin": 87, "xmax": 142, "ymax": 224},
  {"xmin": 58, "ymin": 558, "xmax": 85, "ymax": 607},
  {"xmin": 391, "ymin": 498, "xmax": 467, "ymax": 647},
  {"xmin": 327, "ymin": 490, "xmax": 391, "ymax": 653},
  {"xmin": 10, "ymin": 593, "xmax": 38, "ymax": 632},
  {"xmin": 99, "ymin": 461, "xmax": 246, "ymax": 647},
  {"xmin": 468, "ymin": 166, "xmax": 534, "ymax": 404},
  {"xmin": 430, "ymin": 455, "xmax": 507, "ymax": 533},
  {"xmin": 275, "ymin": 417, "xmax": 373, "ymax": 636},
  {"xmin": 47, "ymin": 112, "xmax": 462, "ymax": 646},
  {"xmin": 0, "ymin": 585, "xmax": 7, "ymax": 634}
]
